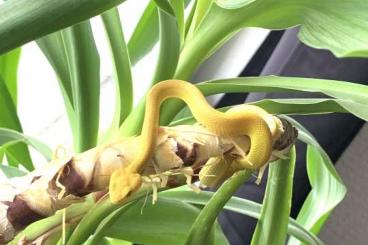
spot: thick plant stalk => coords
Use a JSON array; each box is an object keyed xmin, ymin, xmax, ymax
[
  {"xmin": 251, "ymin": 147, "xmax": 296, "ymax": 245},
  {"xmin": 0, "ymin": 121, "xmax": 297, "ymax": 243}
]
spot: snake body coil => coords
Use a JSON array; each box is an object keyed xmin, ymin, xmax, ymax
[{"xmin": 110, "ymin": 80, "xmax": 278, "ymax": 203}]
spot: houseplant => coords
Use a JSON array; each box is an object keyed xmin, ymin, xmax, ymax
[{"xmin": 0, "ymin": 0, "xmax": 368, "ymax": 244}]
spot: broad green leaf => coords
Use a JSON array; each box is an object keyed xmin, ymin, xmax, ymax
[
  {"xmin": 255, "ymin": 99, "xmax": 368, "ymax": 121},
  {"xmin": 102, "ymin": 8, "xmax": 133, "ymax": 127},
  {"xmin": 0, "ymin": 76, "xmax": 33, "ymax": 169},
  {"xmin": 161, "ymin": 189, "xmax": 324, "ymax": 245},
  {"xmin": 0, "ymin": 127, "xmax": 52, "ymax": 161},
  {"xmin": 119, "ymin": 8, "xmax": 180, "ymax": 137},
  {"xmin": 105, "ymin": 198, "xmax": 229, "ymax": 245},
  {"xmin": 0, "ymin": 164, "xmax": 27, "ymax": 178},
  {"xmin": 61, "ymin": 21, "xmax": 100, "ymax": 153},
  {"xmin": 128, "ymin": 0, "xmax": 159, "ymax": 65},
  {"xmin": 175, "ymin": 0, "xmax": 368, "ymax": 79},
  {"xmin": 251, "ymin": 147, "xmax": 296, "ymax": 245},
  {"xmin": 185, "ymin": 170, "xmax": 251, "ymax": 245},
  {"xmin": 169, "ymin": 98, "xmax": 368, "ymax": 126},
  {"xmin": 200, "ymin": 76, "xmax": 368, "ymax": 104},
  {"xmin": 0, "ymin": 0, "xmax": 128, "ymax": 54},
  {"xmin": 160, "ymin": 76, "xmax": 368, "ymax": 125},
  {"xmin": 0, "ymin": 48, "xmax": 21, "ymax": 104},
  {"xmin": 282, "ymin": 116, "xmax": 346, "ymax": 245}
]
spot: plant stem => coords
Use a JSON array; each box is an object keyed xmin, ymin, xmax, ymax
[
  {"xmin": 10, "ymin": 198, "xmax": 95, "ymax": 244},
  {"xmin": 251, "ymin": 147, "xmax": 296, "ymax": 245},
  {"xmin": 185, "ymin": 170, "xmax": 252, "ymax": 245}
]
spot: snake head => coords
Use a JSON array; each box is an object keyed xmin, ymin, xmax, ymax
[{"xmin": 109, "ymin": 167, "xmax": 142, "ymax": 204}]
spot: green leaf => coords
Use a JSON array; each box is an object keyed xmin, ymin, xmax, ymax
[
  {"xmin": 175, "ymin": 0, "xmax": 368, "ymax": 79},
  {"xmin": 161, "ymin": 189, "xmax": 324, "ymax": 245},
  {"xmin": 0, "ymin": 127, "xmax": 52, "ymax": 161},
  {"xmin": 37, "ymin": 32, "xmax": 77, "ymax": 138},
  {"xmin": 185, "ymin": 170, "xmax": 251, "ymax": 245},
  {"xmin": 37, "ymin": 33, "xmax": 73, "ymax": 108},
  {"xmin": 254, "ymin": 98, "xmax": 346, "ymax": 115},
  {"xmin": 66, "ymin": 189, "xmax": 153, "ymax": 245},
  {"xmin": 154, "ymin": 0, "xmax": 175, "ymax": 16},
  {"xmin": 0, "ymin": 48, "xmax": 21, "ymax": 105},
  {"xmin": 216, "ymin": 0, "xmax": 255, "ymax": 9},
  {"xmin": 251, "ymin": 147, "xmax": 296, "ymax": 245},
  {"xmin": 169, "ymin": 0, "xmax": 185, "ymax": 47},
  {"xmin": 127, "ymin": 0, "xmax": 159, "ymax": 66},
  {"xmin": 100, "ymin": 238, "xmax": 132, "ymax": 245},
  {"xmin": 281, "ymin": 116, "xmax": 346, "ymax": 245},
  {"xmin": 200, "ymin": 76, "xmax": 368, "ymax": 104},
  {"xmin": 0, "ymin": 76, "xmax": 33, "ymax": 169},
  {"xmin": 119, "ymin": 7, "xmax": 180, "ymax": 137},
  {"xmin": 37, "ymin": 32, "xmax": 75, "ymax": 124},
  {"xmin": 256, "ymin": 98, "xmax": 368, "ymax": 121},
  {"xmin": 169, "ymin": 98, "xmax": 368, "ymax": 126},
  {"xmin": 61, "ymin": 21, "xmax": 100, "ymax": 153},
  {"xmin": 0, "ymin": 147, "xmax": 4, "ymax": 163},
  {"xmin": 184, "ymin": 0, "xmax": 197, "ymax": 37},
  {"xmin": 0, "ymin": 164, "xmax": 27, "ymax": 178},
  {"xmin": 160, "ymin": 76, "xmax": 368, "ymax": 125},
  {"xmin": 128, "ymin": 0, "xmax": 189, "ymax": 64},
  {"xmin": 87, "ymin": 201, "xmax": 138, "ymax": 245},
  {"xmin": 0, "ymin": 0, "xmax": 128, "ymax": 54},
  {"xmin": 101, "ymin": 8, "xmax": 133, "ymax": 127},
  {"xmin": 152, "ymin": 9, "xmax": 181, "ymax": 84},
  {"xmin": 185, "ymin": 0, "xmax": 214, "ymax": 41},
  {"xmin": 105, "ymin": 198, "xmax": 229, "ymax": 245}
]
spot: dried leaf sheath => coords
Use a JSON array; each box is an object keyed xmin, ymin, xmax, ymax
[{"xmin": 0, "ymin": 121, "xmax": 297, "ymax": 243}]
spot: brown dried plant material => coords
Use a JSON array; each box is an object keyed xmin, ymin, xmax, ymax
[{"xmin": 0, "ymin": 121, "xmax": 297, "ymax": 243}]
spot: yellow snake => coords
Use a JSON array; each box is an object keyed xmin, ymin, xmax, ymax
[{"xmin": 109, "ymin": 80, "xmax": 280, "ymax": 203}]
